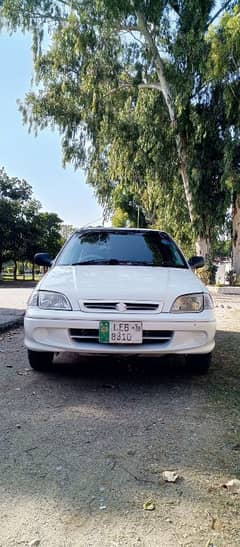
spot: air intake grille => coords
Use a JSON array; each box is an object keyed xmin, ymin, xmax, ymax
[{"xmin": 82, "ymin": 301, "xmax": 160, "ymax": 313}]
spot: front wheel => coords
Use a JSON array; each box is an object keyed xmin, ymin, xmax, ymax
[
  {"xmin": 186, "ymin": 352, "xmax": 212, "ymax": 375},
  {"xmin": 27, "ymin": 349, "xmax": 54, "ymax": 371}
]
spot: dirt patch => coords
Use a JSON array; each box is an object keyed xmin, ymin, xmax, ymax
[{"xmin": 0, "ymin": 309, "xmax": 239, "ymax": 547}]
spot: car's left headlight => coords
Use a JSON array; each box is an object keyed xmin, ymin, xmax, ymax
[
  {"xmin": 171, "ymin": 293, "xmax": 212, "ymax": 313},
  {"xmin": 28, "ymin": 290, "xmax": 72, "ymax": 310}
]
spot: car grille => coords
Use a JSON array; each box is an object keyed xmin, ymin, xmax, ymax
[
  {"xmin": 81, "ymin": 301, "xmax": 160, "ymax": 313},
  {"xmin": 69, "ymin": 328, "xmax": 173, "ymax": 345}
]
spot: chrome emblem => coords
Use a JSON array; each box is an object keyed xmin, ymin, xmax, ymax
[{"xmin": 116, "ymin": 302, "xmax": 127, "ymax": 312}]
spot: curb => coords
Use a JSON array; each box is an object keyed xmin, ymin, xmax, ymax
[
  {"xmin": 0, "ymin": 315, "xmax": 24, "ymax": 334},
  {"xmin": 208, "ymin": 286, "xmax": 240, "ymax": 295}
]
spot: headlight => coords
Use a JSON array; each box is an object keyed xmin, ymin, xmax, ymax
[
  {"xmin": 27, "ymin": 291, "xmax": 39, "ymax": 307},
  {"xmin": 28, "ymin": 291, "xmax": 72, "ymax": 310},
  {"xmin": 203, "ymin": 293, "xmax": 214, "ymax": 309},
  {"xmin": 171, "ymin": 293, "xmax": 203, "ymax": 313}
]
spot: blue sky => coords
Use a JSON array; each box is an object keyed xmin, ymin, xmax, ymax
[{"xmin": 0, "ymin": 30, "xmax": 102, "ymax": 227}]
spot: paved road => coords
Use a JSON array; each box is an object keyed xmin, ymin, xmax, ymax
[
  {"xmin": 0, "ymin": 286, "xmax": 33, "ymax": 331},
  {"xmin": 0, "ymin": 307, "xmax": 240, "ymax": 546}
]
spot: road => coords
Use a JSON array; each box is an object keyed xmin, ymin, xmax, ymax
[
  {"xmin": 0, "ymin": 307, "xmax": 240, "ymax": 546},
  {"xmin": 0, "ymin": 285, "xmax": 33, "ymax": 331}
]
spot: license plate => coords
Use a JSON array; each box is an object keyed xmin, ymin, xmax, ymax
[{"xmin": 99, "ymin": 321, "xmax": 143, "ymax": 344}]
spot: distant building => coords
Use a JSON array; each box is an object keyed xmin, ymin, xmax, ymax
[{"xmin": 215, "ymin": 258, "xmax": 232, "ymax": 285}]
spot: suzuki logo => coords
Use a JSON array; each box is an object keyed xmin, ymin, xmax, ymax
[{"xmin": 116, "ymin": 302, "xmax": 127, "ymax": 312}]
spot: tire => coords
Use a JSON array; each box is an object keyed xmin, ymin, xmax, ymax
[
  {"xmin": 28, "ymin": 349, "xmax": 54, "ymax": 371},
  {"xmin": 186, "ymin": 352, "xmax": 212, "ymax": 375}
]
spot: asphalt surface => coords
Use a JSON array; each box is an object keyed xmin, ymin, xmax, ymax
[{"xmin": 0, "ymin": 285, "xmax": 33, "ymax": 332}]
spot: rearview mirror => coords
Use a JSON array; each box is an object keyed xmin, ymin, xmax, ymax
[
  {"xmin": 34, "ymin": 253, "xmax": 53, "ymax": 267},
  {"xmin": 188, "ymin": 256, "xmax": 205, "ymax": 270}
]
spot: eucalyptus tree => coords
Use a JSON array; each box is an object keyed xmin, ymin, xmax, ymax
[
  {"xmin": 207, "ymin": 4, "xmax": 240, "ymax": 272},
  {"xmin": 0, "ymin": 0, "xmax": 237, "ymax": 256},
  {"xmin": 95, "ymin": 82, "xmax": 227, "ymax": 255}
]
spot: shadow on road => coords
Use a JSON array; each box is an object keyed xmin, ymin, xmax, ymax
[
  {"xmin": 0, "ymin": 280, "xmax": 37, "ymax": 288},
  {"xmin": 29, "ymin": 327, "xmax": 239, "ymax": 388},
  {"xmin": 0, "ymin": 326, "xmax": 239, "ymax": 546},
  {"xmin": 0, "ymin": 307, "xmax": 24, "ymax": 315}
]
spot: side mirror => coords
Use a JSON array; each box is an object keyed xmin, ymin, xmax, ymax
[
  {"xmin": 34, "ymin": 253, "xmax": 53, "ymax": 267},
  {"xmin": 188, "ymin": 256, "xmax": 205, "ymax": 270}
]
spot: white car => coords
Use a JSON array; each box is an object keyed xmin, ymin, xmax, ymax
[{"xmin": 25, "ymin": 228, "xmax": 216, "ymax": 374}]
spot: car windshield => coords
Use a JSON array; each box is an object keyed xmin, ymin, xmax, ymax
[{"xmin": 57, "ymin": 230, "xmax": 188, "ymax": 268}]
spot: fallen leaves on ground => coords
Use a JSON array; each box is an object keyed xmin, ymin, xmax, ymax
[{"xmin": 143, "ymin": 500, "xmax": 155, "ymax": 511}]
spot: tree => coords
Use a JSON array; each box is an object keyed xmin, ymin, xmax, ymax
[
  {"xmin": 23, "ymin": 209, "xmax": 63, "ymax": 279},
  {"xmin": 36, "ymin": 212, "xmax": 63, "ymax": 258},
  {"xmin": 112, "ymin": 208, "xmax": 129, "ymax": 228},
  {"xmin": 1, "ymin": 1, "xmax": 237, "ymax": 257},
  {"xmin": 0, "ymin": 167, "xmax": 35, "ymax": 277},
  {"xmin": 207, "ymin": 4, "xmax": 240, "ymax": 272},
  {"xmin": 61, "ymin": 224, "xmax": 76, "ymax": 241},
  {"xmin": 0, "ymin": 167, "xmax": 63, "ymax": 279}
]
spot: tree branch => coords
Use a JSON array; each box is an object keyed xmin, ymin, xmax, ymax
[
  {"xmin": 105, "ymin": 82, "xmax": 134, "ymax": 96},
  {"xmin": 207, "ymin": 0, "xmax": 232, "ymax": 27},
  {"xmin": 23, "ymin": 8, "xmax": 66, "ymax": 23},
  {"xmin": 139, "ymin": 83, "xmax": 162, "ymax": 91},
  {"xmin": 136, "ymin": 11, "xmax": 175, "ymax": 122},
  {"xmin": 119, "ymin": 25, "xmax": 141, "ymax": 32},
  {"xmin": 168, "ymin": 1, "xmax": 181, "ymax": 16},
  {"xmin": 27, "ymin": 12, "xmax": 66, "ymax": 22}
]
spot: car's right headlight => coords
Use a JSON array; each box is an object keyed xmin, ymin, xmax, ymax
[{"xmin": 27, "ymin": 291, "xmax": 72, "ymax": 310}]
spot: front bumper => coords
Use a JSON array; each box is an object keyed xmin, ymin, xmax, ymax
[{"xmin": 24, "ymin": 309, "xmax": 216, "ymax": 356}]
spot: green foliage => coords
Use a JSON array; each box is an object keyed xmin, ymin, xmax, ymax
[
  {"xmin": 112, "ymin": 208, "xmax": 129, "ymax": 227},
  {"xmin": 1, "ymin": 0, "xmax": 239, "ymax": 255},
  {"xmin": 197, "ymin": 260, "xmax": 217, "ymax": 286},
  {"xmin": 0, "ymin": 166, "xmax": 63, "ymax": 274},
  {"xmin": 225, "ymin": 269, "xmax": 240, "ymax": 286},
  {"xmin": 212, "ymin": 238, "xmax": 232, "ymax": 258},
  {"xmin": 207, "ymin": 5, "xmax": 240, "ymax": 80}
]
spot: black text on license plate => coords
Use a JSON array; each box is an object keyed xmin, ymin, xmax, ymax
[{"xmin": 99, "ymin": 321, "xmax": 142, "ymax": 344}]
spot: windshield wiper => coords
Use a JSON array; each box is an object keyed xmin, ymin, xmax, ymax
[
  {"xmin": 119, "ymin": 261, "xmax": 156, "ymax": 266},
  {"xmin": 160, "ymin": 263, "xmax": 187, "ymax": 268},
  {"xmin": 72, "ymin": 259, "xmax": 121, "ymax": 265}
]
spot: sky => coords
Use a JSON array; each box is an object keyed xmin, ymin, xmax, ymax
[{"xmin": 0, "ymin": 30, "xmax": 103, "ymax": 227}]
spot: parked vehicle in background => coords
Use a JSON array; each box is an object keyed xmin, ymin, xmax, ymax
[{"xmin": 25, "ymin": 228, "xmax": 216, "ymax": 374}]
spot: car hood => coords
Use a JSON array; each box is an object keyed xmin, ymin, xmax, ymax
[{"xmin": 38, "ymin": 265, "xmax": 206, "ymax": 311}]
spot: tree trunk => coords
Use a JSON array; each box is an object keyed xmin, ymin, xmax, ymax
[
  {"xmin": 137, "ymin": 11, "xmax": 210, "ymax": 257},
  {"xmin": 32, "ymin": 262, "xmax": 35, "ymax": 281},
  {"xmin": 195, "ymin": 236, "xmax": 211, "ymax": 258},
  {"xmin": 13, "ymin": 260, "xmax": 17, "ymax": 281},
  {"xmin": 232, "ymin": 192, "xmax": 240, "ymax": 275}
]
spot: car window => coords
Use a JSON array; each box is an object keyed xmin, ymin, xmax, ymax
[{"xmin": 57, "ymin": 230, "xmax": 188, "ymax": 268}]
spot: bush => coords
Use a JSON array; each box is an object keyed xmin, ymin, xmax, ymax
[
  {"xmin": 225, "ymin": 270, "xmax": 240, "ymax": 286},
  {"xmin": 197, "ymin": 260, "xmax": 217, "ymax": 285}
]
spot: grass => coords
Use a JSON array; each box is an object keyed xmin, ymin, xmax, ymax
[{"xmin": 1, "ymin": 274, "xmax": 42, "ymax": 282}]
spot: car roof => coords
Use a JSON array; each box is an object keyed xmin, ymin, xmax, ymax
[{"xmin": 74, "ymin": 226, "xmax": 171, "ymax": 237}]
